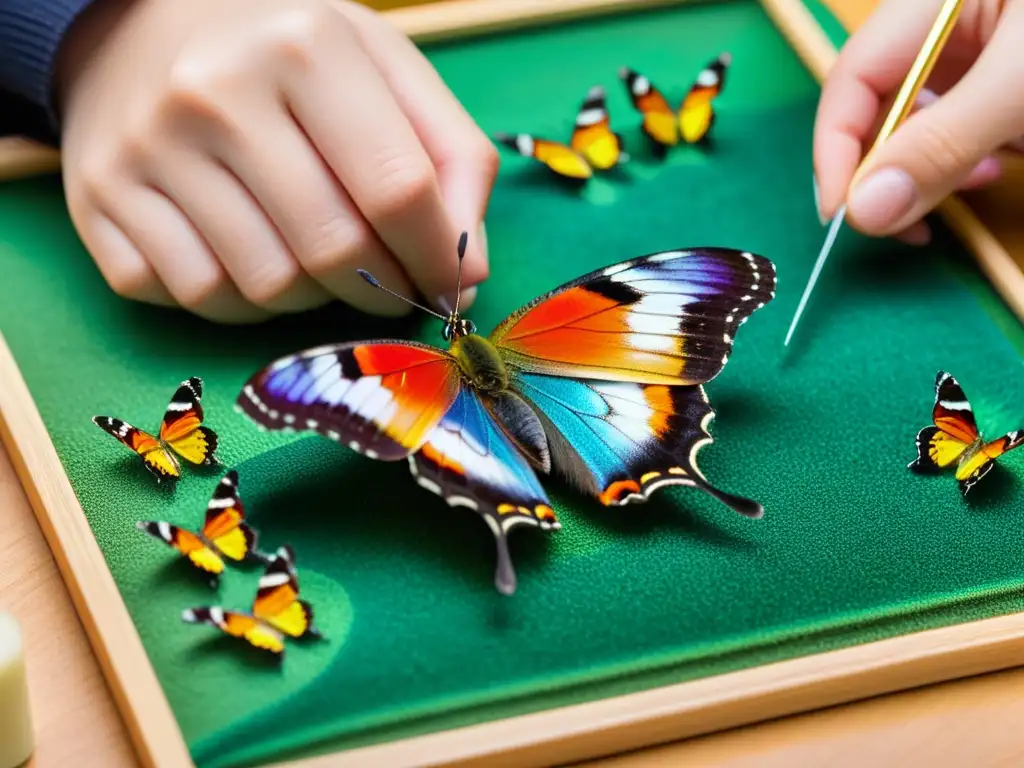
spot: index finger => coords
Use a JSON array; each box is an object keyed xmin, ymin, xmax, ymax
[
  {"xmin": 283, "ymin": 8, "xmax": 462, "ymax": 308},
  {"xmin": 344, "ymin": 3, "xmax": 497, "ymax": 300},
  {"xmin": 813, "ymin": 0, "xmax": 948, "ymax": 220}
]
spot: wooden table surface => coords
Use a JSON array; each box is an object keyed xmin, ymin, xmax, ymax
[{"xmin": 7, "ymin": 0, "xmax": 1024, "ymax": 766}]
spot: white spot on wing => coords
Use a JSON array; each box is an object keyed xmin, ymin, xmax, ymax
[
  {"xmin": 576, "ymin": 107, "xmax": 605, "ymax": 126},
  {"xmin": 515, "ymin": 135, "xmax": 535, "ymax": 156}
]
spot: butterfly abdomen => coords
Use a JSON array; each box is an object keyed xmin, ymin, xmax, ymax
[{"xmin": 450, "ymin": 334, "xmax": 509, "ymax": 393}]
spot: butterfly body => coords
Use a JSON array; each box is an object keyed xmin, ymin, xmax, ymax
[
  {"xmin": 494, "ymin": 85, "xmax": 628, "ymax": 183},
  {"xmin": 182, "ymin": 545, "xmax": 319, "ymax": 658},
  {"xmin": 620, "ymin": 53, "xmax": 731, "ymax": 156},
  {"xmin": 93, "ymin": 377, "xmax": 218, "ymax": 483},
  {"xmin": 909, "ymin": 371, "xmax": 1024, "ymax": 495},
  {"xmin": 137, "ymin": 470, "xmax": 262, "ymax": 585},
  {"xmin": 238, "ymin": 244, "xmax": 776, "ymax": 595}
]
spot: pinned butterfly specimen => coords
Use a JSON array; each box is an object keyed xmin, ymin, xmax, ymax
[
  {"xmin": 493, "ymin": 85, "xmax": 628, "ymax": 183},
  {"xmin": 909, "ymin": 370, "xmax": 1024, "ymax": 496},
  {"xmin": 137, "ymin": 470, "xmax": 265, "ymax": 586},
  {"xmin": 182, "ymin": 545, "xmax": 320, "ymax": 658},
  {"xmin": 237, "ymin": 232, "xmax": 776, "ymax": 596},
  {"xmin": 92, "ymin": 376, "xmax": 218, "ymax": 483},
  {"xmin": 620, "ymin": 52, "xmax": 731, "ymax": 157}
]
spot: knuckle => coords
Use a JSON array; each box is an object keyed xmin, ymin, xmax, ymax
[
  {"xmin": 74, "ymin": 157, "xmax": 118, "ymax": 210},
  {"xmin": 105, "ymin": 260, "xmax": 155, "ymax": 300},
  {"xmin": 471, "ymin": 138, "xmax": 501, "ymax": 186},
  {"xmin": 270, "ymin": 6, "xmax": 351, "ymax": 70},
  {"xmin": 159, "ymin": 59, "xmax": 241, "ymax": 136},
  {"xmin": 175, "ymin": 271, "xmax": 225, "ymax": 311},
  {"xmin": 242, "ymin": 261, "xmax": 302, "ymax": 306},
  {"xmin": 364, "ymin": 155, "xmax": 436, "ymax": 222},
  {"xmin": 298, "ymin": 218, "xmax": 369, "ymax": 277}
]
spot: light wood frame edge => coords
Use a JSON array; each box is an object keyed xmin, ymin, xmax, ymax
[{"xmin": 2, "ymin": 2, "xmax": 1024, "ymax": 768}]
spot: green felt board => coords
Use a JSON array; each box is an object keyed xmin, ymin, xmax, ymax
[{"xmin": 3, "ymin": 1, "xmax": 1024, "ymax": 766}]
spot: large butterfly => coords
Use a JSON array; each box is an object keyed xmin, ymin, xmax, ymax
[
  {"xmin": 909, "ymin": 370, "xmax": 1024, "ymax": 496},
  {"xmin": 237, "ymin": 234, "xmax": 776, "ymax": 595},
  {"xmin": 93, "ymin": 376, "xmax": 218, "ymax": 483},
  {"xmin": 137, "ymin": 470, "xmax": 264, "ymax": 586},
  {"xmin": 620, "ymin": 52, "xmax": 731, "ymax": 156},
  {"xmin": 493, "ymin": 85, "xmax": 628, "ymax": 183},
  {"xmin": 182, "ymin": 545, "xmax": 320, "ymax": 658}
]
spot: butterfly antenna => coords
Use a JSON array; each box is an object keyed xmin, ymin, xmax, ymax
[
  {"xmin": 453, "ymin": 231, "xmax": 469, "ymax": 317},
  {"xmin": 357, "ymin": 269, "xmax": 447, "ymax": 321}
]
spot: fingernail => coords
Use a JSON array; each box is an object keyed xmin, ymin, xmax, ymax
[
  {"xmin": 812, "ymin": 172, "xmax": 826, "ymax": 225},
  {"xmin": 897, "ymin": 220, "xmax": 931, "ymax": 247},
  {"xmin": 477, "ymin": 221, "xmax": 489, "ymax": 263},
  {"xmin": 437, "ymin": 286, "xmax": 477, "ymax": 313},
  {"xmin": 915, "ymin": 88, "xmax": 939, "ymax": 109},
  {"xmin": 961, "ymin": 155, "xmax": 1002, "ymax": 189},
  {"xmin": 847, "ymin": 167, "xmax": 917, "ymax": 231}
]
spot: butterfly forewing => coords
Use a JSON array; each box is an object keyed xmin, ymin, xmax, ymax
[
  {"xmin": 490, "ymin": 248, "xmax": 776, "ymax": 386},
  {"xmin": 238, "ymin": 341, "xmax": 462, "ymax": 461}
]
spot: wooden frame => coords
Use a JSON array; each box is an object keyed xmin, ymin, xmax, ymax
[{"xmin": 3, "ymin": 1, "xmax": 1024, "ymax": 766}]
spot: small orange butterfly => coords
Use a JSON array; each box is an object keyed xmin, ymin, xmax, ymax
[{"xmin": 93, "ymin": 376, "xmax": 218, "ymax": 483}]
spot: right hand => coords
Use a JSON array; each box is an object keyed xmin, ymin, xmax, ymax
[
  {"xmin": 55, "ymin": 0, "xmax": 498, "ymax": 323},
  {"xmin": 813, "ymin": 0, "xmax": 1024, "ymax": 245}
]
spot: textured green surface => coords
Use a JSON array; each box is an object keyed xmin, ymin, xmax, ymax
[{"xmin": 2, "ymin": 2, "xmax": 1024, "ymax": 766}]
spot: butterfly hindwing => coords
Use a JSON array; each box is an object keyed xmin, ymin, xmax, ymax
[
  {"xmin": 679, "ymin": 52, "xmax": 730, "ymax": 144},
  {"xmin": 410, "ymin": 388, "xmax": 559, "ymax": 596},
  {"xmin": 490, "ymin": 248, "xmax": 776, "ymax": 386},
  {"xmin": 238, "ymin": 341, "xmax": 462, "ymax": 461},
  {"xmin": 513, "ymin": 374, "xmax": 762, "ymax": 518}
]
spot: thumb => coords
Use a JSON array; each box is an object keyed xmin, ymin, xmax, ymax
[{"xmin": 846, "ymin": 3, "xmax": 1024, "ymax": 236}]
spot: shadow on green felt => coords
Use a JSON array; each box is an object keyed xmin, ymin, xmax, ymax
[
  {"xmin": 137, "ymin": 562, "xmax": 353, "ymax": 746},
  {"xmin": 228, "ymin": 428, "xmax": 762, "ymax": 598}
]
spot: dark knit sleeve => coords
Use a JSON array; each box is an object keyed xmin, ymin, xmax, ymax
[{"xmin": 0, "ymin": 0, "xmax": 101, "ymax": 145}]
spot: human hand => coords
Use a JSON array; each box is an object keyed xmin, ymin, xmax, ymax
[
  {"xmin": 55, "ymin": 0, "xmax": 497, "ymax": 323},
  {"xmin": 813, "ymin": 0, "xmax": 1023, "ymax": 245}
]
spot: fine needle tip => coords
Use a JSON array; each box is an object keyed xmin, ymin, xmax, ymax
[{"xmin": 783, "ymin": 204, "xmax": 848, "ymax": 349}]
